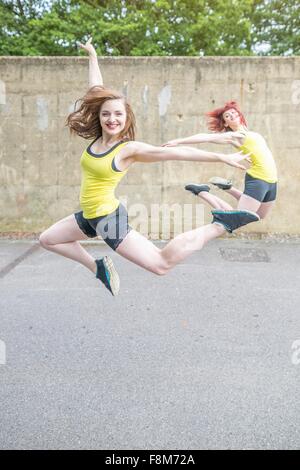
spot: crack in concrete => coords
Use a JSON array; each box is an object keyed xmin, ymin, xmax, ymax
[{"xmin": 0, "ymin": 243, "xmax": 40, "ymax": 279}]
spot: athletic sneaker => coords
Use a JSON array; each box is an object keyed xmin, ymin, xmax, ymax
[
  {"xmin": 211, "ymin": 209, "xmax": 260, "ymax": 233},
  {"xmin": 185, "ymin": 183, "xmax": 210, "ymax": 195},
  {"xmin": 95, "ymin": 256, "xmax": 120, "ymax": 296},
  {"xmin": 209, "ymin": 176, "xmax": 232, "ymax": 190}
]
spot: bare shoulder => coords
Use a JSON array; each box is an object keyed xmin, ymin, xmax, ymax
[
  {"xmin": 230, "ymin": 131, "xmax": 247, "ymax": 147},
  {"xmin": 115, "ymin": 141, "xmax": 145, "ymax": 171},
  {"xmin": 247, "ymin": 131, "xmax": 266, "ymax": 143},
  {"xmin": 118, "ymin": 141, "xmax": 140, "ymax": 160},
  {"xmin": 119, "ymin": 140, "xmax": 152, "ymax": 159}
]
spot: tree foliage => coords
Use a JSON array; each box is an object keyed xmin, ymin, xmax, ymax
[{"xmin": 0, "ymin": 0, "xmax": 299, "ymax": 56}]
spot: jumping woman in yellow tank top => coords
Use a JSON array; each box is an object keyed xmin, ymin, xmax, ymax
[
  {"xmin": 39, "ymin": 38, "xmax": 259, "ymax": 296},
  {"xmin": 165, "ymin": 102, "xmax": 278, "ymax": 226}
]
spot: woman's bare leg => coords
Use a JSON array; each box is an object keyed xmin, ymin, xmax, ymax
[
  {"xmin": 39, "ymin": 214, "xmax": 97, "ymax": 274},
  {"xmin": 237, "ymin": 194, "xmax": 261, "ymax": 212},
  {"xmin": 256, "ymin": 201, "xmax": 275, "ymax": 219},
  {"xmin": 198, "ymin": 192, "xmax": 233, "ymax": 210},
  {"xmin": 116, "ymin": 224, "xmax": 225, "ymax": 275},
  {"xmin": 225, "ymin": 186, "xmax": 243, "ymax": 201},
  {"xmin": 209, "ymin": 177, "xmax": 243, "ymax": 201}
]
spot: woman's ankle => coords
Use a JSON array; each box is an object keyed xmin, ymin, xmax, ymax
[{"xmin": 92, "ymin": 260, "xmax": 97, "ymax": 275}]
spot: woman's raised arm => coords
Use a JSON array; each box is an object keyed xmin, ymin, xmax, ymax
[{"xmin": 79, "ymin": 37, "xmax": 103, "ymax": 88}]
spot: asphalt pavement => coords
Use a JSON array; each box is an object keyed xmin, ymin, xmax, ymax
[{"xmin": 0, "ymin": 238, "xmax": 300, "ymax": 450}]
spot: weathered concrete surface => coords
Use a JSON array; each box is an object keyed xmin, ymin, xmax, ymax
[
  {"xmin": 0, "ymin": 238, "xmax": 300, "ymax": 450},
  {"xmin": 0, "ymin": 56, "xmax": 300, "ymax": 235}
]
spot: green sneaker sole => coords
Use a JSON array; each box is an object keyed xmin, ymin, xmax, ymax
[{"xmin": 103, "ymin": 256, "xmax": 120, "ymax": 296}]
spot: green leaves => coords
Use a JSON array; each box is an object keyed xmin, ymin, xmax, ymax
[
  {"xmin": 251, "ymin": 0, "xmax": 300, "ymax": 55},
  {"xmin": 0, "ymin": 0, "xmax": 299, "ymax": 56}
]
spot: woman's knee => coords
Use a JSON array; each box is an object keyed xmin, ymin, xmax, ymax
[
  {"xmin": 154, "ymin": 265, "xmax": 169, "ymax": 276},
  {"xmin": 152, "ymin": 266, "xmax": 169, "ymax": 276},
  {"xmin": 152, "ymin": 256, "xmax": 172, "ymax": 276},
  {"xmin": 39, "ymin": 230, "xmax": 52, "ymax": 248},
  {"xmin": 39, "ymin": 226, "xmax": 59, "ymax": 247}
]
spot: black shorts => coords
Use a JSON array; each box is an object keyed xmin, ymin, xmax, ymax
[
  {"xmin": 244, "ymin": 173, "xmax": 277, "ymax": 203},
  {"xmin": 74, "ymin": 203, "xmax": 132, "ymax": 251}
]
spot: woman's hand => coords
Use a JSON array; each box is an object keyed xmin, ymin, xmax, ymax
[
  {"xmin": 79, "ymin": 37, "xmax": 97, "ymax": 57},
  {"xmin": 228, "ymin": 150, "xmax": 251, "ymax": 163},
  {"xmin": 161, "ymin": 139, "xmax": 181, "ymax": 147},
  {"xmin": 218, "ymin": 151, "xmax": 251, "ymax": 170},
  {"xmin": 79, "ymin": 36, "xmax": 103, "ymax": 87}
]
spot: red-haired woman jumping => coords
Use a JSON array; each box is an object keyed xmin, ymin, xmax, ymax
[
  {"xmin": 39, "ymin": 39, "xmax": 257, "ymax": 296},
  {"xmin": 165, "ymin": 102, "xmax": 278, "ymax": 230}
]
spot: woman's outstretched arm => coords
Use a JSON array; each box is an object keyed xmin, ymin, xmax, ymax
[
  {"xmin": 124, "ymin": 141, "xmax": 249, "ymax": 170},
  {"xmin": 163, "ymin": 131, "xmax": 245, "ymax": 147},
  {"xmin": 79, "ymin": 37, "xmax": 103, "ymax": 88}
]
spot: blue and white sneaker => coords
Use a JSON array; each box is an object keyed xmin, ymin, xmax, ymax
[
  {"xmin": 95, "ymin": 256, "xmax": 120, "ymax": 296},
  {"xmin": 185, "ymin": 183, "xmax": 210, "ymax": 195},
  {"xmin": 211, "ymin": 209, "xmax": 260, "ymax": 233}
]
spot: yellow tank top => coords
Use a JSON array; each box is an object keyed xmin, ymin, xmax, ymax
[
  {"xmin": 79, "ymin": 140, "xmax": 129, "ymax": 219},
  {"xmin": 239, "ymin": 131, "xmax": 278, "ymax": 183}
]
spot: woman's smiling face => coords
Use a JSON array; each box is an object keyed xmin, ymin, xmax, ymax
[{"xmin": 99, "ymin": 99, "xmax": 127, "ymax": 137}]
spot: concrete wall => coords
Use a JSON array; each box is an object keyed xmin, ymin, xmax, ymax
[{"xmin": 0, "ymin": 56, "xmax": 300, "ymax": 237}]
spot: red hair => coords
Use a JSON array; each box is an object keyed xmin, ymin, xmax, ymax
[
  {"xmin": 206, "ymin": 101, "xmax": 247, "ymax": 132},
  {"xmin": 66, "ymin": 86, "xmax": 136, "ymax": 140}
]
